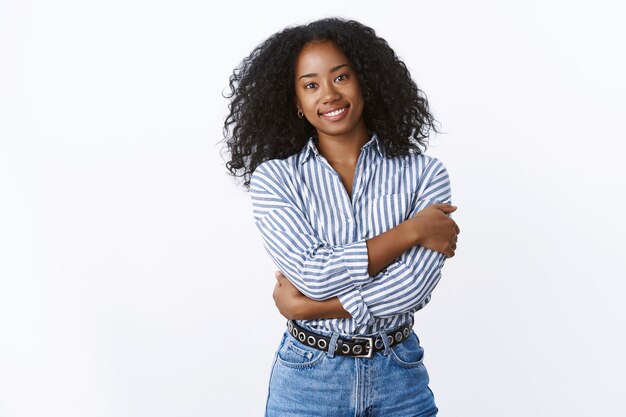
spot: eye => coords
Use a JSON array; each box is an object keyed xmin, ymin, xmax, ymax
[
  {"xmin": 304, "ymin": 82, "xmax": 317, "ymax": 89},
  {"xmin": 335, "ymin": 74, "xmax": 349, "ymax": 82}
]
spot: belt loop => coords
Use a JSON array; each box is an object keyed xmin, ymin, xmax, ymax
[
  {"xmin": 326, "ymin": 332, "xmax": 340, "ymax": 358},
  {"xmin": 378, "ymin": 329, "xmax": 390, "ymax": 355}
]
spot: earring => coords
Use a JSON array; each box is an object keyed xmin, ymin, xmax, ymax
[{"xmin": 297, "ymin": 110, "xmax": 304, "ymax": 118}]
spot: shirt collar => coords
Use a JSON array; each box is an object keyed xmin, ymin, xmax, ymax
[{"xmin": 300, "ymin": 133, "xmax": 385, "ymax": 164}]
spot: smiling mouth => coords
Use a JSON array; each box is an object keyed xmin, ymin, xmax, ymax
[{"xmin": 319, "ymin": 105, "xmax": 349, "ymax": 118}]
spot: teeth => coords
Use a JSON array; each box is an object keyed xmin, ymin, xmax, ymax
[{"xmin": 323, "ymin": 107, "xmax": 346, "ymax": 117}]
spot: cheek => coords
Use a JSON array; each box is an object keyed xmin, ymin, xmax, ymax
[
  {"xmin": 295, "ymin": 92, "xmax": 310, "ymax": 109},
  {"xmin": 353, "ymin": 85, "xmax": 364, "ymax": 104},
  {"xmin": 301, "ymin": 98, "xmax": 319, "ymax": 116},
  {"xmin": 294, "ymin": 92, "xmax": 303, "ymax": 110},
  {"xmin": 346, "ymin": 82, "xmax": 364, "ymax": 106},
  {"xmin": 350, "ymin": 89, "xmax": 365, "ymax": 115}
]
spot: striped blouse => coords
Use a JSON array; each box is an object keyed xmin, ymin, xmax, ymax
[{"xmin": 249, "ymin": 133, "xmax": 452, "ymax": 336}]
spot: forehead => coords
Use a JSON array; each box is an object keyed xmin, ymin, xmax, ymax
[{"xmin": 295, "ymin": 41, "xmax": 351, "ymax": 75}]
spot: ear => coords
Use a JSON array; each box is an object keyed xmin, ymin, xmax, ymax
[{"xmin": 294, "ymin": 98, "xmax": 302, "ymax": 113}]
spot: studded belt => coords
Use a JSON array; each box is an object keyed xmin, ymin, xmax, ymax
[{"xmin": 286, "ymin": 319, "xmax": 413, "ymax": 359}]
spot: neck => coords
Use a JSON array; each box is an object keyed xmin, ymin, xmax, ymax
[{"xmin": 316, "ymin": 124, "xmax": 370, "ymax": 166}]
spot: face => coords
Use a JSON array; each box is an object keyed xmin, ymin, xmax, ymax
[{"xmin": 294, "ymin": 41, "xmax": 367, "ymax": 140}]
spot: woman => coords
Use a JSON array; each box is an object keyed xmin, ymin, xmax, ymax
[{"xmin": 223, "ymin": 17, "xmax": 459, "ymax": 417}]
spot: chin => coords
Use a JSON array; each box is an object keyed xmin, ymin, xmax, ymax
[{"xmin": 321, "ymin": 123, "xmax": 361, "ymax": 137}]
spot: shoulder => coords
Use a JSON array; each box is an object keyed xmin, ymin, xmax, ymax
[
  {"xmin": 404, "ymin": 153, "xmax": 451, "ymax": 201},
  {"xmin": 389, "ymin": 152, "xmax": 451, "ymax": 200},
  {"xmin": 249, "ymin": 155, "xmax": 307, "ymax": 220},
  {"xmin": 251, "ymin": 154, "xmax": 300, "ymax": 187},
  {"xmin": 408, "ymin": 150, "xmax": 444, "ymax": 167},
  {"xmin": 249, "ymin": 154, "xmax": 304, "ymax": 204},
  {"xmin": 390, "ymin": 151, "xmax": 448, "ymax": 179}
]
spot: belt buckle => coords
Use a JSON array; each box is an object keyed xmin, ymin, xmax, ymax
[{"xmin": 351, "ymin": 336, "xmax": 374, "ymax": 358}]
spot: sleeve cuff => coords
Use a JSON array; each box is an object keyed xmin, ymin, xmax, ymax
[
  {"xmin": 342, "ymin": 239, "xmax": 371, "ymax": 286},
  {"xmin": 338, "ymin": 286, "xmax": 374, "ymax": 326}
]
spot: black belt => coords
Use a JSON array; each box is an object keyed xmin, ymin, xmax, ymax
[{"xmin": 287, "ymin": 319, "xmax": 413, "ymax": 359}]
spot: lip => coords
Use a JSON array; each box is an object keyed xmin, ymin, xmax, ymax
[{"xmin": 319, "ymin": 104, "xmax": 350, "ymax": 122}]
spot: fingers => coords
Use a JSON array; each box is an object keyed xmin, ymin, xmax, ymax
[
  {"xmin": 272, "ymin": 282, "xmax": 279, "ymax": 301},
  {"xmin": 448, "ymin": 232, "xmax": 459, "ymax": 257},
  {"xmin": 448, "ymin": 232, "xmax": 458, "ymax": 256},
  {"xmin": 274, "ymin": 271, "xmax": 284, "ymax": 288},
  {"xmin": 275, "ymin": 270, "xmax": 288, "ymax": 284},
  {"xmin": 432, "ymin": 203, "xmax": 457, "ymax": 213}
]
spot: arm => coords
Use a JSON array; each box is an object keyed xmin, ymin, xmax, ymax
[
  {"xmin": 337, "ymin": 160, "xmax": 456, "ymax": 325},
  {"xmin": 366, "ymin": 205, "xmax": 458, "ymax": 275},
  {"xmin": 251, "ymin": 160, "xmax": 453, "ymax": 291},
  {"xmin": 253, "ymin": 159, "xmax": 457, "ymax": 324},
  {"xmin": 273, "ymin": 202, "xmax": 459, "ymax": 320},
  {"xmin": 275, "ymin": 160, "xmax": 458, "ymax": 324},
  {"xmin": 250, "ymin": 163, "xmax": 372, "ymax": 303},
  {"xmin": 272, "ymin": 271, "xmax": 352, "ymax": 320},
  {"xmin": 251, "ymin": 160, "xmax": 453, "ymax": 324}
]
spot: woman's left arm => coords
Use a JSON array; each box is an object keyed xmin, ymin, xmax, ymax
[{"xmin": 337, "ymin": 160, "xmax": 453, "ymax": 322}]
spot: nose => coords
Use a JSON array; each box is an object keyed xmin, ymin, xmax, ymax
[{"xmin": 320, "ymin": 81, "xmax": 341, "ymax": 104}]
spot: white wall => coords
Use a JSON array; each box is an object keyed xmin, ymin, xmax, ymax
[{"xmin": 1, "ymin": 1, "xmax": 624, "ymax": 416}]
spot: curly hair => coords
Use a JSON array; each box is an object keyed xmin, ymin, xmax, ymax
[{"xmin": 222, "ymin": 17, "xmax": 438, "ymax": 188}]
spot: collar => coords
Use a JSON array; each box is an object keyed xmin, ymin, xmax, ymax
[{"xmin": 300, "ymin": 133, "xmax": 385, "ymax": 164}]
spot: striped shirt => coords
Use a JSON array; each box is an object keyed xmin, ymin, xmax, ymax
[{"xmin": 250, "ymin": 133, "xmax": 452, "ymax": 336}]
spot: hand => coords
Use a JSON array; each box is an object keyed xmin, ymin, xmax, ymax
[
  {"xmin": 272, "ymin": 271, "xmax": 308, "ymax": 320},
  {"xmin": 412, "ymin": 203, "xmax": 460, "ymax": 258}
]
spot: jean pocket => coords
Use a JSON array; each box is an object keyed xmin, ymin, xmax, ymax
[
  {"xmin": 388, "ymin": 332, "xmax": 425, "ymax": 368},
  {"xmin": 275, "ymin": 332, "xmax": 326, "ymax": 369}
]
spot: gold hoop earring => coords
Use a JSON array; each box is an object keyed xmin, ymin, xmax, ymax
[{"xmin": 297, "ymin": 111, "xmax": 304, "ymax": 119}]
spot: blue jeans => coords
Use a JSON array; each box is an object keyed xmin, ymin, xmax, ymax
[{"xmin": 264, "ymin": 323, "xmax": 438, "ymax": 417}]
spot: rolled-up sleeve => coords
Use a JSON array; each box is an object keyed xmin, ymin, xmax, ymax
[
  {"xmin": 337, "ymin": 159, "xmax": 452, "ymax": 325},
  {"xmin": 250, "ymin": 163, "xmax": 372, "ymax": 302}
]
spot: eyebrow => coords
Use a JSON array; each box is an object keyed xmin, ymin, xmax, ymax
[{"xmin": 298, "ymin": 64, "xmax": 350, "ymax": 80}]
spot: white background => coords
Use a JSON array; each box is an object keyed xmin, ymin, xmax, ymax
[{"xmin": 1, "ymin": 1, "xmax": 625, "ymax": 416}]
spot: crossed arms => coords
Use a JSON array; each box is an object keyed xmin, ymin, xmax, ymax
[{"xmin": 251, "ymin": 159, "xmax": 460, "ymax": 326}]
